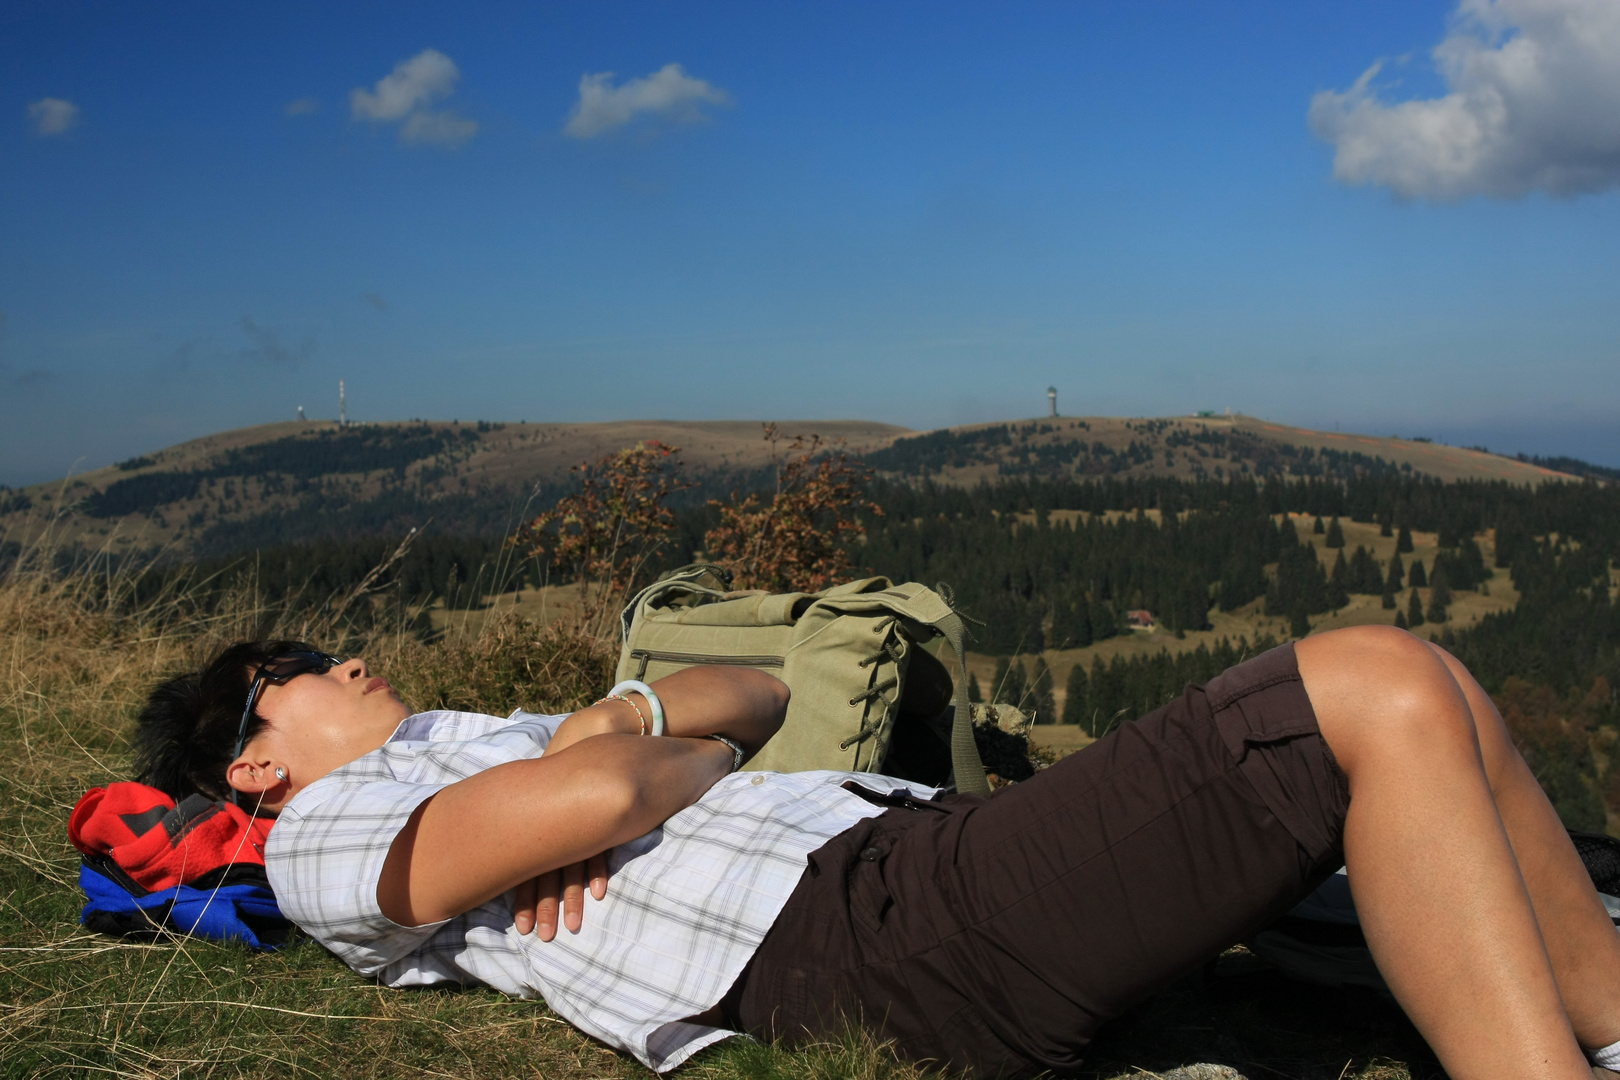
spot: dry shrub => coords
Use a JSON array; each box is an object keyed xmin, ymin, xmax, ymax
[
  {"xmin": 704, "ymin": 424, "xmax": 882, "ymax": 592},
  {"xmin": 512, "ymin": 440, "xmax": 689, "ymax": 635}
]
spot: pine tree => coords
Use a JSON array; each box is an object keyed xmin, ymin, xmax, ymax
[
  {"xmin": 1290, "ymin": 603, "xmax": 1312, "ymax": 638},
  {"xmin": 1325, "ymin": 516, "xmax": 1345, "ymax": 548},
  {"xmin": 1086, "ymin": 656, "xmax": 1110, "ymax": 736},
  {"xmin": 968, "ymin": 673, "xmax": 983, "ymax": 703},
  {"xmin": 1407, "ymin": 587, "xmax": 1426, "ymax": 628},
  {"xmin": 1002, "ymin": 659, "xmax": 1029, "ymax": 709},
  {"xmin": 1409, "ymin": 559, "xmax": 1427, "ymax": 588},
  {"xmin": 1395, "ymin": 608, "xmax": 1409, "ymax": 629},
  {"xmin": 1090, "ymin": 596, "xmax": 1117, "ymax": 641},
  {"xmin": 1382, "ymin": 589, "xmax": 1397, "ymax": 609},
  {"xmin": 1057, "ymin": 593, "xmax": 1093, "ymax": 648},
  {"xmin": 1020, "ymin": 600, "xmax": 1046, "ymax": 654},
  {"xmin": 1062, "ymin": 664, "xmax": 1089, "ymax": 725},
  {"xmin": 1313, "ymin": 515, "xmax": 1326, "ymax": 535},
  {"xmin": 991, "ymin": 657, "xmax": 1010, "ymax": 703},
  {"xmin": 1397, "ymin": 525, "xmax": 1414, "ymax": 553},
  {"xmin": 1379, "ymin": 513, "xmax": 1394, "ymax": 538},
  {"xmin": 1386, "ymin": 551, "xmax": 1405, "ymax": 594},
  {"xmin": 1348, "ymin": 545, "xmax": 1382, "ymax": 593},
  {"xmin": 1032, "ymin": 657, "xmax": 1057, "ymax": 724},
  {"xmin": 1328, "ymin": 550, "xmax": 1350, "ymax": 608},
  {"xmin": 1427, "ymin": 566, "xmax": 1451, "ymax": 623}
]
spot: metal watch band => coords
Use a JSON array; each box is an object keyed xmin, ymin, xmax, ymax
[{"xmin": 705, "ymin": 734, "xmax": 745, "ymax": 772}]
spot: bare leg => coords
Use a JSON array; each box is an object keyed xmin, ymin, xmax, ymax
[
  {"xmin": 1423, "ymin": 641, "xmax": 1620, "ymax": 1053},
  {"xmin": 1295, "ymin": 626, "xmax": 1596, "ymax": 1080}
]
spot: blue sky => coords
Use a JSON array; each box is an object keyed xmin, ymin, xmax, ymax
[{"xmin": 5, "ymin": 0, "xmax": 1620, "ymax": 486}]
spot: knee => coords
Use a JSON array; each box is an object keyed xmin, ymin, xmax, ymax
[
  {"xmin": 1297, "ymin": 625, "xmax": 1478, "ymax": 765},
  {"xmin": 1305, "ymin": 624, "xmax": 1449, "ymax": 691}
]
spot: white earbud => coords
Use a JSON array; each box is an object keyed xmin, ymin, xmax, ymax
[{"xmin": 274, "ymin": 767, "xmax": 287, "ymax": 781}]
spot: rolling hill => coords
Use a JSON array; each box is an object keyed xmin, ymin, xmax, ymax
[{"xmin": 0, "ymin": 414, "xmax": 1580, "ymax": 561}]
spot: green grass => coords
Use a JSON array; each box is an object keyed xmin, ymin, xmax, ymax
[{"xmin": 0, "ymin": 551, "xmax": 1440, "ymax": 1079}]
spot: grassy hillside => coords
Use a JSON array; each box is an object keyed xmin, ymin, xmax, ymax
[
  {"xmin": 0, "ymin": 414, "xmax": 1576, "ymax": 564},
  {"xmin": 0, "ymin": 419, "xmax": 908, "ymax": 559},
  {"xmin": 864, "ymin": 415, "xmax": 1574, "ymax": 487}
]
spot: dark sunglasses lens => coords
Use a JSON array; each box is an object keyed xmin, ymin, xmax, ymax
[{"xmin": 261, "ymin": 652, "xmax": 338, "ymax": 682}]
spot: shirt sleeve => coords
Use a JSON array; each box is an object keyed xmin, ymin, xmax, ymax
[{"xmin": 264, "ymin": 776, "xmax": 452, "ymax": 975}]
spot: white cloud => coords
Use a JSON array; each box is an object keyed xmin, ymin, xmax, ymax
[
  {"xmin": 27, "ymin": 97, "xmax": 79, "ymax": 136},
  {"xmin": 349, "ymin": 49, "xmax": 476, "ymax": 150},
  {"xmin": 352, "ymin": 49, "xmax": 460, "ymax": 121},
  {"xmin": 564, "ymin": 63, "xmax": 730, "ymax": 139},
  {"xmin": 1309, "ymin": 0, "xmax": 1620, "ymax": 200},
  {"xmin": 285, "ymin": 97, "xmax": 320, "ymax": 116},
  {"xmin": 400, "ymin": 107, "xmax": 478, "ymax": 147}
]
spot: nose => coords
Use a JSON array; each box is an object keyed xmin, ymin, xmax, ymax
[{"xmin": 341, "ymin": 658, "xmax": 369, "ymax": 680}]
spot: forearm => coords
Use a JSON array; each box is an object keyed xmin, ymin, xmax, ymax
[
  {"xmin": 545, "ymin": 666, "xmax": 788, "ymax": 757},
  {"xmin": 379, "ymin": 733, "xmax": 732, "ymax": 926},
  {"xmin": 647, "ymin": 665, "xmax": 789, "ymax": 749}
]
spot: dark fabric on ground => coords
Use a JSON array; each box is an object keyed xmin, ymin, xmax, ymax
[{"xmin": 726, "ymin": 642, "xmax": 1351, "ymax": 1079}]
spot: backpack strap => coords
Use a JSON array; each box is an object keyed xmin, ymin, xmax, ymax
[
  {"xmin": 933, "ymin": 609, "xmax": 991, "ymax": 798},
  {"xmin": 846, "ymin": 584, "xmax": 990, "ymax": 798}
]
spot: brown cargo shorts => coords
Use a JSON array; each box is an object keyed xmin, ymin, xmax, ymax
[{"xmin": 725, "ymin": 642, "xmax": 1351, "ymax": 1078}]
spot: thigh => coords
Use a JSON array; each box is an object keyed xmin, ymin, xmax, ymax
[{"xmin": 735, "ymin": 643, "xmax": 1351, "ymax": 1078}]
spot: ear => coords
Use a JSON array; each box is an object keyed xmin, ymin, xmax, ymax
[{"xmin": 225, "ymin": 754, "xmax": 287, "ymax": 800}]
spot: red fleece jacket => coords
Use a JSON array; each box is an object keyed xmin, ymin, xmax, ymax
[{"xmin": 69, "ymin": 782, "xmax": 274, "ymax": 892}]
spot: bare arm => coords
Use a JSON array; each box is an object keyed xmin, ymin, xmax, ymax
[
  {"xmin": 378, "ymin": 666, "xmax": 788, "ymax": 928},
  {"xmin": 378, "ymin": 734, "xmax": 733, "ymax": 925},
  {"xmin": 542, "ymin": 665, "xmax": 789, "ymax": 758}
]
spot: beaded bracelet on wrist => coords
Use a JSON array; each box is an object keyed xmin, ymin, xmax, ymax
[{"xmin": 593, "ymin": 693, "xmax": 649, "ymax": 736}]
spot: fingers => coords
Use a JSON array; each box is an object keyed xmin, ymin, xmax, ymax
[
  {"xmin": 513, "ymin": 875, "xmax": 539, "ymax": 935},
  {"xmin": 561, "ymin": 859, "xmax": 586, "ymax": 934},
  {"xmin": 517, "ymin": 857, "xmax": 610, "ymax": 941},
  {"xmin": 534, "ymin": 869, "xmax": 561, "ymax": 942}
]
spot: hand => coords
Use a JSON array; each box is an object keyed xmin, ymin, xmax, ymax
[{"xmin": 512, "ymin": 852, "xmax": 611, "ymax": 941}]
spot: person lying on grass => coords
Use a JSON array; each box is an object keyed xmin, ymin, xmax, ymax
[{"xmin": 133, "ymin": 626, "xmax": 1620, "ymax": 1080}]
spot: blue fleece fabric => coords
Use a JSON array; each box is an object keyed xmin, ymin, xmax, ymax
[{"xmin": 78, "ymin": 862, "xmax": 290, "ymax": 950}]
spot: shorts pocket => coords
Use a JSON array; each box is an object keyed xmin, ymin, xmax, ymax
[{"xmin": 850, "ymin": 837, "xmax": 896, "ymax": 933}]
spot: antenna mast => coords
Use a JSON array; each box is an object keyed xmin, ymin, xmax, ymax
[
  {"xmin": 339, "ymin": 379, "xmax": 347, "ymax": 427},
  {"xmin": 1047, "ymin": 386, "xmax": 1058, "ymax": 418}
]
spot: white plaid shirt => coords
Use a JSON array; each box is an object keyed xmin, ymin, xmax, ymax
[{"xmin": 264, "ymin": 709, "xmax": 931, "ymax": 1071}]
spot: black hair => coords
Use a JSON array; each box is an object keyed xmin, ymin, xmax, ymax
[{"xmin": 133, "ymin": 639, "xmax": 322, "ymax": 801}]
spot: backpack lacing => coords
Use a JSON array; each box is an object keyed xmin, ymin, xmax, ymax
[{"xmin": 841, "ymin": 620, "xmax": 906, "ymax": 749}]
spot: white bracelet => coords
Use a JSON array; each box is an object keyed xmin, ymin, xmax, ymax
[{"xmin": 607, "ymin": 680, "xmax": 665, "ymax": 736}]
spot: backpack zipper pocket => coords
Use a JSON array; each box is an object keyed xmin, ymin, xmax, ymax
[{"xmin": 630, "ymin": 649, "xmax": 785, "ymax": 680}]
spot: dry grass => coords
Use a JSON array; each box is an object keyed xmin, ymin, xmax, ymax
[{"xmin": 0, "ymin": 531, "xmax": 1438, "ymax": 1079}]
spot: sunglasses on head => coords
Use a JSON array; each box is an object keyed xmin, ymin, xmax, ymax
[{"xmin": 230, "ymin": 651, "xmax": 343, "ymax": 803}]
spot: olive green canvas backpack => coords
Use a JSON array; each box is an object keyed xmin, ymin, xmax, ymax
[{"xmin": 615, "ymin": 564, "xmax": 992, "ymax": 796}]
